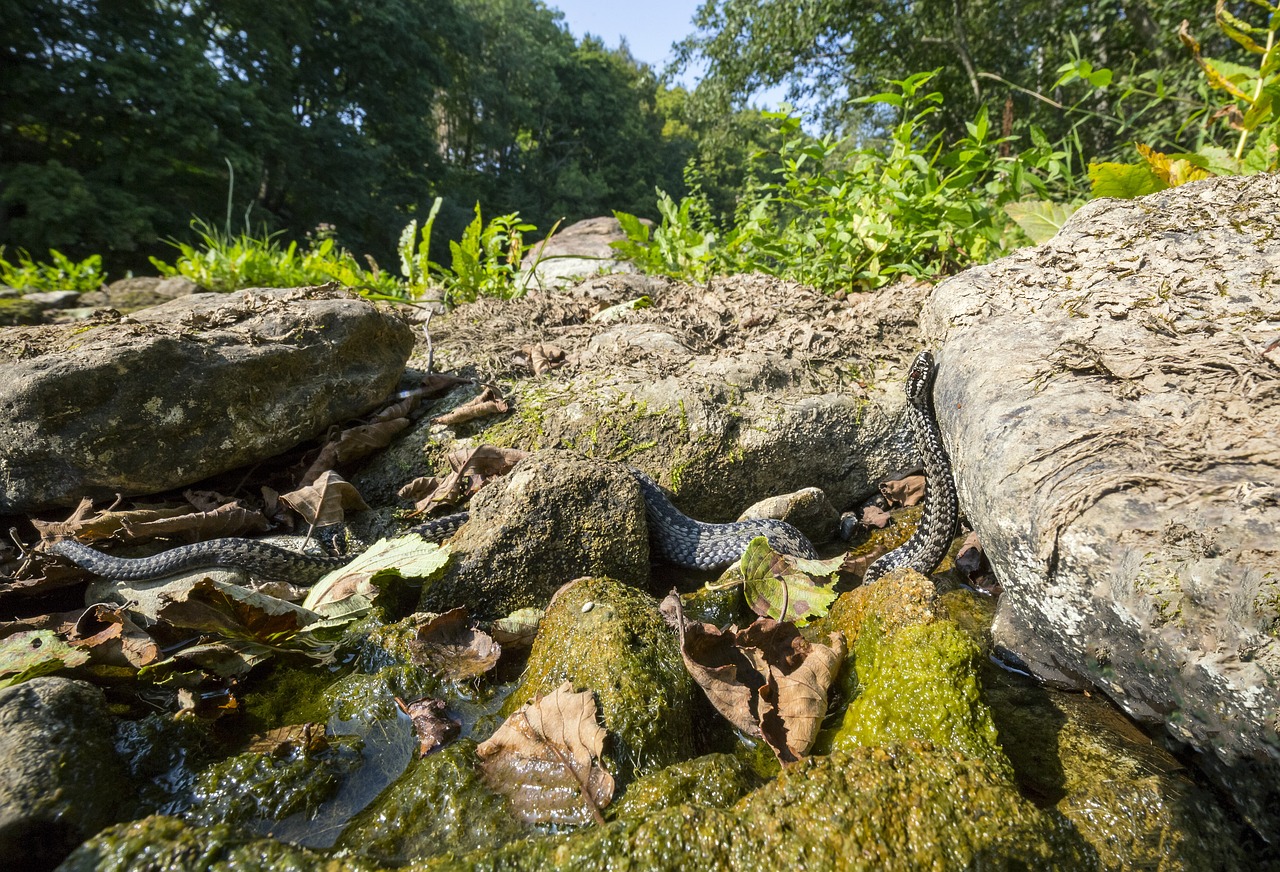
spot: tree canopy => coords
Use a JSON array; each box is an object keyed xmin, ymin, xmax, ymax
[{"xmin": 1, "ymin": 0, "xmax": 689, "ymax": 271}]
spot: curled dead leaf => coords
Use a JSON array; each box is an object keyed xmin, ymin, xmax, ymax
[
  {"xmin": 476, "ymin": 682, "xmax": 614, "ymax": 826},
  {"xmin": 879, "ymin": 473, "xmax": 926, "ymax": 508},
  {"xmin": 406, "ymin": 608, "xmax": 501, "ymax": 680},
  {"xmin": 398, "ymin": 696, "xmax": 461, "ymax": 756},
  {"xmin": 279, "ymin": 470, "xmax": 369, "ymax": 528},
  {"xmin": 433, "ymin": 386, "xmax": 510, "ymax": 427}
]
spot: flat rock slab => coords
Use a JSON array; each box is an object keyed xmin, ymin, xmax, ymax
[
  {"xmin": 921, "ymin": 174, "xmax": 1280, "ymax": 839},
  {"xmin": 0, "ymin": 286, "xmax": 414, "ymax": 513}
]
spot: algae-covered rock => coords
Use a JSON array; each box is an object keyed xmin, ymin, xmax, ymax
[
  {"xmin": 503, "ymin": 576, "xmax": 695, "ymax": 782},
  {"xmin": 420, "ymin": 451, "xmax": 650, "ymax": 620},
  {"xmin": 422, "ymin": 742, "xmax": 1094, "ymax": 871},
  {"xmin": 833, "ymin": 620, "xmax": 1012, "ymax": 779},
  {"xmin": 988, "ymin": 668, "xmax": 1262, "ymax": 871},
  {"xmin": 58, "ymin": 814, "xmax": 382, "ymax": 872},
  {"xmin": 609, "ymin": 748, "xmax": 777, "ymax": 819},
  {"xmin": 336, "ymin": 739, "xmax": 526, "ymax": 865},
  {"xmin": 820, "ymin": 567, "xmax": 941, "ymax": 646}
]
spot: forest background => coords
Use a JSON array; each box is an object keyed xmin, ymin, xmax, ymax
[{"xmin": 2, "ymin": 0, "xmax": 1276, "ymax": 297}]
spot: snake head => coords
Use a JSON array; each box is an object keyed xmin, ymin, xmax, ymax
[{"xmin": 905, "ymin": 350, "xmax": 936, "ymax": 406}]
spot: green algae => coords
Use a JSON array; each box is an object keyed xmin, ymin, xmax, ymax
[
  {"xmin": 502, "ymin": 576, "xmax": 695, "ymax": 783},
  {"xmin": 335, "ymin": 739, "xmax": 526, "ymax": 865},
  {"xmin": 184, "ymin": 734, "xmax": 365, "ymax": 830},
  {"xmin": 609, "ymin": 747, "xmax": 778, "ymax": 819},
  {"xmin": 414, "ymin": 742, "xmax": 1095, "ymax": 872},
  {"xmin": 832, "ymin": 619, "xmax": 1013, "ymax": 779},
  {"xmin": 59, "ymin": 815, "xmax": 382, "ymax": 872}
]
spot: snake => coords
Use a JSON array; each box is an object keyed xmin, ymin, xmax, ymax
[{"xmin": 46, "ymin": 351, "xmax": 956, "ymax": 583}]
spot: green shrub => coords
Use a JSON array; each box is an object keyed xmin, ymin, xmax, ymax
[{"xmin": 615, "ymin": 70, "xmax": 1075, "ymax": 292}]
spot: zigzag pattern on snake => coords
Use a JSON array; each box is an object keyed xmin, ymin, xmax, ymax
[{"xmin": 47, "ymin": 351, "xmax": 957, "ymax": 583}]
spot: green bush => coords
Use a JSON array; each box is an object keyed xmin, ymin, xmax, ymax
[{"xmin": 614, "ymin": 70, "xmax": 1076, "ymax": 292}]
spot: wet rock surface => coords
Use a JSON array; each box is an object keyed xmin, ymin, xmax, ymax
[
  {"xmin": 921, "ymin": 174, "xmax": 1280, "ymax": 839},
  {"xmin": 0, "ymin": 678, "xmax": 135, "ymax": 871},
  {"xmin": 0, "ymin": 285, "xmax": 415, "ymax": 513}
]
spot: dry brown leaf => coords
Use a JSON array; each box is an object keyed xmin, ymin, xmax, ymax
[
  {"xmin": 432, "ymin": 386, "xmax": 510, "ymax": 426},
  {"xmin": 409, "ymin": 446, "xmax": 527, "ymax": 515},
  {"xmin": 740, "ymin": 619, "xmax": 846, "ymax": 764},
  {"xmin": 32, "ymin": 500, "xmax": 193, "ymax": 545},
  {"xmin": 279, "ymin": 470, "xmax": 369, "ymax": 527},
  {"xmin": 516, "ymin": 343, "xmax": 566, "ymax": 376},
  {"xmin": 299, "ymin": 417, "xmax": 412, "ymax": 486},
  {"xmin": 956, "ymin": 531, "xmax": 986, "ymax": 576},
  {"xmin": 860, "ymin": 504, "xmax": 892, "ymax": 529},
  {"xmin": 880, "ymin": 473, "xmax": 926, "ymax": 508},
  {"xmin": 398, "ymin": 476, "xmax": 442, "ymax": 502},
  {"xmin": 407, "ymin": 608, "xmax": 501, "ymax": 680},
  {"xmin": 69, "ymin": 603, "xmax": 161, "ymax": 669},
  {"xmin": 246, "ymin": 723, "xmax": 329, "ymax": 756},
  {"xmin": 400, "ymin": 696, "xmax": 461, "ymax": 756},
  {"xmin": 476, "ymin": 681, "xmax": 614, "ymax": 826},
  {"xmin": 662, "ymin": 593, "xmax": 844, "ymax": 764},
  {"xmin": 121, "ymin": 502, "xmax": 270, "ymax": 542}
]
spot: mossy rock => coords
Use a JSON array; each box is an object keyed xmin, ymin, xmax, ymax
[
  {"xmin": 422, "ymin": 742, "xmax": 1095, "ymax": 871},
  {"xmin": 832, "ymin": 619, "xmax": 1013, "ymax": 779},
  {"xmin": 987, "ymin": 668, "xmax": 1263, "ymax": 871},
  {"xmin": 0, "ymin": 297, "xmax": 44, "ymax": 325},
  {"xmin": 58, "ymin": 815, "xmax": 381, "ymax": 872},
  {"xmin": 503, "ymin": 576, "xmax": 695, "ymax": 783},
  {"xmin": 609, "ymin": 747, "xmax": 778, "ymax": 819}
]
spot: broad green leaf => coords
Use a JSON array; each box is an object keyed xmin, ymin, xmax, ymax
[
  {"xmin": 739, "ymin": 536, "xmax": 839, "ymax": 625},
  {"xmin": 0, "ymin": 630, "xmax": 90, "ymax": 688},
  {"xmin": 303, "ymin": 536, "xmax": 451, "ymax": 611},
  {"xmin": 1088, "ymin": 162, "xmax": 1168, "ymax": 199},
  {"xmin": 1003, "ymin": 201, "xmax": 1081, "ymax": 244}
]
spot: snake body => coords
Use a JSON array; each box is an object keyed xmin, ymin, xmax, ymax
[
  {"xmin": 48, "ymin": 352, "xmax": 956, "ymax": 583},
  {"xmin": 861, "ymin": 350, "xmax": 959, "ymax": 583}
]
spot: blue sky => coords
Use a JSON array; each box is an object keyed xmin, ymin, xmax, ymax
[
  {"xmin": 547, "ymin": 0, "xmax": 791, "ymax": 108},
  {"xmin": 546, "ymin": 0, "xmax": 703, "ymax": 82}
]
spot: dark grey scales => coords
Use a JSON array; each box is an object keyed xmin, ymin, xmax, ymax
[
  {"xmin": 48, "ymin": 351, "xmax": 957, "ymax": 583},
  {"xmin": 860, "ymin": 350, "xmax": 958, "ymax": 583}
]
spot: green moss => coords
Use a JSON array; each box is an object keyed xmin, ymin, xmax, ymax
[
  {"xmin": 336, "ymin": 739, "xmax": 526, "ymax": 865},
  {"xmin": 611, "ymin": 748, "xmax": 777, "ymax": 819},
  {"xmin": 421, "ymin": 743, "xmax": 1094, "ymax": 871},
  {"xmin": 322, "ymin": 664, "xmax": 441, "ymax": 722},
  {"xmin": 503, "ymin": 577, "xmax": 696, "ymax": 783},
  {"xmin": 59, "ymin": 815, "xmax": 381, "ymax": 872},
  {"xmin": 832, "ymin": 619, "xmax": 1013, "ymax": 779},
  {"xmin": 240, "ymin": 664, "xmax": 340, "ymax": 732}
]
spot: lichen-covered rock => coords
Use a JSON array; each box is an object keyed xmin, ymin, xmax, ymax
[
  {"xmin": 0, "ymin": 678, "xmax": 136, "ymax": 870},
  {"xmin": 419, "ymin": 451, "xmax": 650, "ymax": 619},
  {"xmin": 355, "ymin": 273, "xmax": 933, "ymax": 523},
  {"xmin": 58, "ymin": 815, "xmax": 381, "ymax": 872},
  {"xmin": 503, "ymin": 576, "xmax": 696, "ymax": 783},
  {"xmin": 0, "ymin": 285, "xmax": 415, "ymax": 512},
  {"xmin": 920, "ymin": 174, "xmax": 1280, "ymax": 838}
]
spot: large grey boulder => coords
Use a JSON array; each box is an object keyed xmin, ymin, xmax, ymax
[
  {"xmin": 920, "ymin": 174, "xmax": 1280, "ymax": 839},
  {"xmin": 519, "ymin": 216, "xmax": 645, "ymax": 290},
  {"xmin": 0, "ymin": 285, "xmax": 415, "ymax": 513},
  {"xmin": 0, "ymin": 677, "xmax": 135, "ymax": 870}
]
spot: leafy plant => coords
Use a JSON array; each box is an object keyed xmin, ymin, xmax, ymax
[
  {"xmin": 615, "ymin": 71, "xmax": 1075, "ymax": 292},
  {"xmin": 151, "ymin": 219, "xmax": 403, "ymax": 297},
  {"xmin": 398, "ymin": 197, "xmax": 444, "ymax": 299},
  {"xmin": 437, "ymin": 204, "xmax": 538, "ymax": 306},
  {"xmin": 1088, "ymin": 0, "xmax": 1280, "ymax": 196},
  {"xmin": 0, "ymin": 247, "xmax": 106, "ymax": 292}
]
